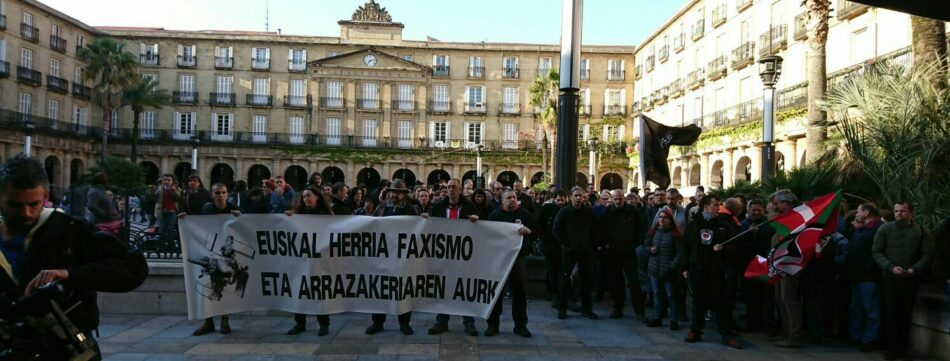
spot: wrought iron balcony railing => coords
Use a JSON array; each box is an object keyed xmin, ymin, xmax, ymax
[
  {"xmin": 731, "ymin": 42, "xmax": 756, "ymax": 70},
  {"xmin": 502, "ymin": 67, "xmax": 520, "ymax": 79},
  {"xmin": 16, "ymin": 66, "xmax": 41, "ymax": 86},
  {"xmin": 427, "ymin": 100, "xmax": 452, "ymax": 114},
  {"xmin": 0, "ymin": 61, "xmax": 9, "ymax": 78},
  {"xmin": 140, "ymin": 54, "xmax": 160, "ymax": 66},
  {"xmin": 177, "ymin": 55, "xmax": 196, "ymax": 68},
  {"xmin": 72, "ymin": 83, "xmax": 92, "ymax": 100},
  {"xmin": 692, "ymin": 19, "xmax": 704, "ymax": 40},
  {"xmin": 21, "ymin": 23, "xmax": 39, "ymax": 42},
  {"xmin": 432, "ymin": 65, "xmax": 450, "ymax": 77},
  {"xmin": 173, "ymin": 91, "xmax": 198, "ymax": 104},
  {"xmin": 759, "ymin": 25, "xmax": 788, "ymax": 56},
  {"xmin": 320, "ymin": 96, "xmax": 345, "ymax": 109},
  {"xmin": 215, "ymin": 56, "xmax": 233, "ymax": 69},
  {"xmin": 50, "ymin": 35, "xmax": 67, "ymax": 53},
  {"xmin": 284, "ymin": 95, "xmax": 311, "ymax": 108},
  {"xmin": 209, "ymin": 92, "xmax": 235, "ymax": 106},
  {"xmin": 251, "ymin": 58, "xmax": 270, "ymax": 70},
  {"xmin": 468, "ymin": 66, "xmax": 485, "ymax": 79},
  {"xmin": 246, "ymin": 94, "xmax": 273, "ymax": 107},
  {"xmin": 46, "ymin": 75, "xmax": 68, "ymax": 93},
  {"xmin": 707, "ymin": 55, "xmax": 728, "ymax": 80}
]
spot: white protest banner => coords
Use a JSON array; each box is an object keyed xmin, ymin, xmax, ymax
[{"xmin": 179, "ymin": 214, "xmax": 522, "ymax": 320}]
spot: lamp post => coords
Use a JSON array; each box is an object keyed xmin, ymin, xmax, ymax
[
  {"xmin": 555, "ymin": 0, "xmax": 583, "ymax": 190},
  {"xmin": 191, "ymin": 136, "xmax": 199, "ymax": 175},
  {"xmin": 23, "ymin": 120, "xmax": 35, "ymax": 157},
  {"xmin": 587, "ymin": 137, "xmax": 597, "ymax": 190},
  {"xmin": 476, "ymin": 144, "xmax": 484, "ymax": 190},
  {"xmin": 758, "ymin": 55, "xmax": 783, "ymax": 182}
]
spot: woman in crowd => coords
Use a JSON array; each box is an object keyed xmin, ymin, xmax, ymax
[
  {"xmin": 645, "ymin": 207, "xmax": 683, "ymax": 330},
  {"xmin": 285, "ymin": 186, "xmax": 335, "ymax": 336}
]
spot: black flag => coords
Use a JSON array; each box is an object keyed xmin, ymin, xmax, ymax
[{"xmin": 639, "ymin": 115, "xmax": 701, "ymax": 189}]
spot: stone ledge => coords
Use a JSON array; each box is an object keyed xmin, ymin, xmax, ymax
[{"xmin": 911, "ymin": 285, "xmax": 950, "ymax": 361}]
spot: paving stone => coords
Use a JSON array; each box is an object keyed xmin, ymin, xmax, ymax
[
  {"xmin": 186, "ymin": 343, "xmax": 258, "ymax": 355},
  {"xmin": 145, "ymin": 354, "xmax": 193, "ymax": 361},
  {"xmin": 376, "ymin": 344, "xmax": 440, "ymax": 355},
  {"xmin": 249, "ymin": 343, "xmax": 320, "ymax": 355},
  {"xmin": 123, "ymin": 341, "xmax": 202, "ymax": 354},
  {"xmin": 105, "ymin": 354, "xmax": 152, "ymax": 361}
]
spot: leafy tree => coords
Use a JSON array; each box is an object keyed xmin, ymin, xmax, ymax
[
  {"xmin": 123, "ymin": 76, "xmax": 170, "ymax": 164},
  {"xmin": 80, "ymin": 157, "xmax": 147, "ymax": 195},
  {"xmin": 78, "ymin": 38, "xmax": 139, "ymax": 163}
]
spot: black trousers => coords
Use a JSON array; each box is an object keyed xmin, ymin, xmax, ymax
[
  {"xmin": 372, "ymin": 312, "xmax": 412, "ymax": 325},
  {"xmin": 689, "ymin": 268, "xmax": 737, "ymax": 339},
  {"xmin": 542, "ymin": 242, "xmax": 562, "ymax": 296},
  {"xmin": 489, "ymin": 256, "xmax": 528, "ymax": 327},
  {"xmin": 557, "ymin": 247, "xmax": 593, "ymax": 312},
  {"xmin": 294, "ymin": 313, "xmax": 329, "ymax": 326},
  {"xmin": 607, "ymin": 248, "xmax": 644, "ymax": 315},
  {"xmin": 593, "ymin": 249, "xmax": 609, "ymax": 297},
  {"xmin": 882, "ymin": 273, "xmax": 919, "ymax": 357}
]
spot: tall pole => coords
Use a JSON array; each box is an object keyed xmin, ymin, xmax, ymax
[
  {"xmin": 761, "ymin": 85, "xmax": 776, "ymax": 181},
  {"xmin": 24, "ymin": 121, "xmax": 34, "ymax": 157},
  {"xmin": 556, "ymin": 0, "xmax": 583, "ymax": 190},
  {"xmin": 191, "ymin": 137, "xmax": 199, "ymax": 175},
  {"xmin": 476, "ymin": 145, "xmax": 484, "ymax": 190},
  {"xmin": 588, "ymin": 137, "xmax": 597, "ymax": 191}
]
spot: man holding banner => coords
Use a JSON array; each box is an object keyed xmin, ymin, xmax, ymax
[
  {"xmin": 487, "ymin": 189, "xmax": 535, "ymax": 338},
  {"xmin": 366, "ymin": 179, "xmax": 418, "ymax": 335}
]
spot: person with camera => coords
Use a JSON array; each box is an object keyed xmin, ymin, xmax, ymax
[{"xmin": 0, "ymin": 154, "xmax": 149, "ymax": 358}]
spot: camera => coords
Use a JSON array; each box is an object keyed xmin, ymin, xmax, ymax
[{"xmin": 0, "ymin": 281, "xmax": 99, "ymax": 361}]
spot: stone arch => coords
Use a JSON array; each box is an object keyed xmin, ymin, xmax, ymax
[
  {"xmin": 496, "ymin": 171, "xmax": 519, "ymax": 188},
  {"xmin": 44, "ymin": 156, "xmax": 62, "ymax": 202},
  {"xmin": 70, "ymin": 159, "xmax": 85, "ymax": 186},
  {"xmin": 284, "ymin": 165, "xmax": 308, "ymax": 191},
  {"xmin": 734, "ymin": 156, "xmax": 752, "ymax": 183},
  {"xmin": 356, "ymin": 168, "xmax": 381, "ymax": 189},
  {"xmin": 776, "ymin": 151, "xmax": 786, "ymax": 174},
  {"xmin": 688, "ymin": 163, "xmax": 701, "ymax": 187},
  {"xmin": 393, "ymin": 168, "xmax": 417, "ymax": 186},
  {"xmin": 321, "ymin": 166, "xmax": 345, "ymax": 185},
  {"xmin": 710, "ymin": 160, "xmax": 724, "ymax": 188},
  {"xmin": 599, "ymin": 172, "xmax": 624, "ymax": 191},
  {"xmin": 671, "ymin": 166, "xmax": 683, "ymax": 189},
  {"xmin": 247, "ymin": 164, "xmax": 272, "ymax": 188},
  {"xmin": 426, "ymin": 169, "xmax": 451, "ymax": 185},
  {"xmin": 530, "ymin": 171, "xmax": 546, "ymax": 186},
  {"xmin": 461, "ymin": 170, "xmax": 478, "ymax": 186},
  {"xmin": 139, "ymin": 161, "xmax": 160, "ymax": 185},
  {"xmin": 173, "ymin": 162, "xmax": 193, "ymax": 184},
  {"xmin": 210, "ymin": 163, "xmax": 235, "ymax": 187},
  {"xmin": 576, "ymin": 172, "xmax": 589, "ymax": 188}
]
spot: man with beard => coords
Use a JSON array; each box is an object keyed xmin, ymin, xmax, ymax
[
  {"xmin": 553, "ymin": 187, "xmax": 598, "ymax": 320},
  {"xmin": 486, "ymin": 189, "xmax": 535, "ymax": 337},
  {"xmin": 602, "ymin": 189, "xmax": 646, "ymax": 321},
  {"xmin": 738, "ymin": 199, "xmax": 776, "ymax": 334},
  {"xmin": 512, "ymin": 180, "xmax": 536, "ymax": 214}
]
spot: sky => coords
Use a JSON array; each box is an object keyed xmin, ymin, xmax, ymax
[{"xmin": 40, "ymin": 0, "xmax": 683, "ymax": 46}]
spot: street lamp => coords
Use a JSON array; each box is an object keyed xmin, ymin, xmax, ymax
[
  {"xmin": 475, "ymin": 144, "xmax": 484, "ymax": 190},
  {"xmin": 758, "ymin": 55, "xmax": 783, "ymax": 181},
  {"xmin": 191, "ymin": 136, "xmax": 199, "ymax": 175},
  {"xmin": 588, "ymin": 137, "xmax": 597, "ymax": 191},
  {"xmin": 556, "ymin": 0, "xmax": 583, "ymax": 189},
  {"xmin": 23, "ymin": 120, "xmax": 35, "ymax": 157}
]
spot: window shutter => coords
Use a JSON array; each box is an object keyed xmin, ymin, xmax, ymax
[
  {"xmin": 618, "ymin": 125, "xmax": 626, "ymax": 141},
  {"xmin": 446, "ymin": 122, "xmax": 451, "ymax": 142},
  {"xmin": 604, "ymin": 89, "xmax": 609, "ymax": 113},
  {"xmin": 464, "ymin": 86, "xmax": 470, "ymax": 106},
  {"xmin": 140, "ymin": 43, "xmax": 146, "ymax": 55},
  {"xmin": 177, "ymin": 44, "xmax": 183, "ymax": 57},
  {"xmin": 173, "ymin": 112, "xmax": 179, "ymax": 132},
  {"xmin": 432, "ymin": 55, "xmax": 437, "ymax": 67},
  {"xmin": 265, "ymin": 48, "xmax": 271, "ymax": 61},
  {"xmin": 228, "ymin": 47, "xmax": 233, "ymax": 58},
  {"xmin": 251, "ymin": 47, "xmax": 256, "ymax": 59},
  {"xmin": 190, "ymin": 45, "xmax": 196, "ymax": 55},
  {"xmin": 288, "ymin": 49, "xmax": 293, "ymax": 62},
  {"xmin": 445, "ymin": 55, "xmax": 449, "ymax": 67},
  {"xmin": 301, "ymin": 49, "xmax": 307, "ymax": 61},
  {"xmin": 583, "ymin": 124, "xmax": 589, "ymax": 140},
  {"xmin": 429, "ymin": 121, "xmax": 435, "ymax": 142},
  {"xmin": 585, "ymin": 88, "xmax": 591, "ymax": 106},
  {"xmin": 621, "ymin": 89, "xmax": 627, "ymax": 107},
  {"xmin": 480, "ymin": 86, "xmax": 486, "ymax": 105}
]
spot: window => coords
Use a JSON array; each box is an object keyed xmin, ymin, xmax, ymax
[
  {"xmin": 468, "ymin": 56, "xmax": 483, "ymax": 77},
  {"xmin": 429, "ymin": 121, "xmax": 448, "ymax": 147},
  {"xmin": 433, "ymin": 55, "xmax": 449, "ymax": 75},
  {"xmin": 603, "ymin": 124, "xmax": 624, "ymax": 142},
  {"xmin": 21, "ymin": 47, "xmax": 33, "ymax": 69},
  {"xmin": 289, "ymin": 49, "xmax": 307, "ymax": 71},
  {"xmin": 326, "ymin": 117, "xmax": 341, "ymax": 145},
  {"xmin": 252, "ymin": 47, "xmax": 270, "ymax": 69},
  {"xmin": 397, "ymin": 120, "xmax": 412, "ymax": 148},
  {"xmin": 74, "ymin": 67, "xmax": 84, "ymax": 85},
  {"xmin": 0, "ymin": 39, "xmax": 5, "ymax": 62},
  {"xmin": 178, "ymin": 45, "xmax": 196, "ymax": 66},
  {"xmin": 502, "ymin": 123, "xmax": 518, "ymax": 149},
  {"xmin": 362, "ymin": 82, "xmax": 379, "ymax": 109},
  {"xmin": 464, "ymin": 122, "xmax": 484, "ymax": 148},
  {"xmin": 252, "ymin": 115, "xmax": 267, "ymax": 143},
  {"xmin": 326, "ymin": 81, "xmax": 343, "ymax": 107},
  {"xmin": 140, "ymin": 111, "xmax": 156, "ymax": 139},
  {"xmin": 537, "ymin": 125, "xmax": 545, "ymax": 149},
  {"xmin": 401, "ymin": 55, "xmax": 413, "ymax": 61},
  {"xmin": 142, "ymin": 72, "xmax": 157, "ymax": 83},
  {"xmin": 362, "ymin": 119, "xmax": 378, "ymax": 147},
  {"xmin": 212, "ymin": 112, "xmax": 233, "ymax": 141},
  {"xmin": 605, "ymin": 89, "xmax": 625, "ymax": 114},
  {"xmin": 110, "ymin": 110, "xmax": 119, "ymax": 135},
  {"xmin": 216, "ymin": 76, "xmax": 233, "ymax": 103},
  {"xmin": 578, "ymin": 123, "xmax": 589, "ymax": 142},
  {"xmin": 433, "ymin": 85, "xmax": 449, "ymax": 111},
  {"xmin": 289, "ymin": 79, "xmax": 306, "ymax": 106},
  {"xmin": 397, "ymin": 84, "xmax": 414, "ymax": 110},
  {"xmin": 47, "ymin": 99, "xmax": 59, "ymax": 122},
  {"xmin": 503, "ymin": 87, "xmax": 519, "ymax": 113},
  {"xmin": 580, "ymin": 58, "xmax": 590, "ymax": 79},
  {"xmin": 465, "ymin": 85, "xmax": 486, "ymax": 112},
  {"xmin": 140, "ymin": 43, "xmax": 158, "ymax": 64},
  {"xmin": 49, "ymin": 58, "xmax": 61, "ymax": 77},
  {"xmin": 580, "ymin": 88, "xmax": 591, "ymax": 114},
  {"xmin": 608, "ymin": 59, "xmax": 625, "ymax": 80},
  {"xmin": 179, "ymin": 74, "xmax": 195, "ymax": 101},
  {"xmin": 173, "ymin": 112, "xmax": 195, "ymax": 139},
  {"xmin": 72, "ymin": 105, "xmax": 87, "ymax": 133},
  {"xmin": 18, "ymin": 92, "xmax": 31, "ymax": 117},
  {"xmin": 503, "ymin": 57, "xmax": 519, "ymax": 78},
  {"xmin": 252, "ymin": 78, "xmax": 269, "ymax": 104},
  {"xmin": 538, "ymin": 57, "xmax": 552, "ymax": 76},
  {"xmin": 851, "ymin": 27, "xmax": 872, "ymax": 64},
  {"xmin": 215, "ymin": 46, "xmax": 233, "ymax": 67},
  {"xmin": 76, "ymin": 35, "xmax": 86, "ymax": 51},
  {"xmin": 289, "ymin": 116, "xmax": 304, "ymax": 144}
]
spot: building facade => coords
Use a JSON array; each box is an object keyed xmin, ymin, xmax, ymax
[{"xmin": 0, "ymin": 0, "xmax": 636, "ymax": 195}]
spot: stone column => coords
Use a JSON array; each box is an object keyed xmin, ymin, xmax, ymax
[
  {"xmin": 700, "ymin": 153, "xmax": 711, "ymax": 188},
  {"xmin": 723, "ymin": 149, "xmax": 734, "ymax": 187}
]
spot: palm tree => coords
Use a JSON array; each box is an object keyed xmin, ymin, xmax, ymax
[
  {"xmin": 528, "ymin": 68, "xmax": 560, "ymax": 177},
  {"xmin": 79, "ymin": 38, "xmax": 139, "ymax": 163},
  {"xmin": 803, "ymin": 0, "xmax": 831, "ymax": 164},
  {"xmin": 123, "ymin": 76, "xmax": 170, "ymax": 164},
  {"xmin": 911, "ymin": 16, "xmax": 948, "ymax": 89}
]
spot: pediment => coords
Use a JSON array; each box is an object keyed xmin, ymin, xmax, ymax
[{"xmin": 309, "ymin": 48, "xmax": 428, "ymax": 72}]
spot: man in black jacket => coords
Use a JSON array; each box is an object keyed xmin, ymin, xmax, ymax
[
  {"xmin": 603, "ymin": 189, "xmax": 646, "ymax": 320},
  {"xmin": 0, "ymin": 154, "xmax": 148, "ymax": 358},
  {"xmin": 487, "ymin": 189, "xmax": 535, "ymax": 337},
  {"xmin": 553, "ymin": 187, "xmax": 598, "ymax": 320},
  {"xmin": 537, "ymin": 189, "xmax": 567, "ymax": 301},
  {"xmin": 330, "ymin": 182, "xmax": 352, "ymax": 215},
  {"xmin": 426, "ymin": 179, "xmax": 480, "ymax": 336}
]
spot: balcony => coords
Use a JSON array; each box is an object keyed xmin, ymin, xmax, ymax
[
  {"xmin": 177, "ymin": 55, "xmax": 196, "ymax": 68},
  {"xmin": 646, "ymin": 55, "xmax": 655, "ymax": 72},
  {"xmin": 432, "ymin": 65, "xmax": 450, "ymax": 77},
  {"xmin": 759, "ymin": 25, "xmax": 789, "ymax": 56},
  {"xmin": 246, "ymin": 94, "xmax": 273, "ymax": 107},
  {"xmin": 284, "ymin": 95, "xmax": 311, "ymax": 108},
  {"xmin": 209, "ymin": 92, "xmax": 235, "ymax": 106},
  {"xmin": 699, "ymin": 98, "xmax": 762, "ymax": 130},
  {"xmin": 687, "ymin": 68, "xmax": 705, "ymax": 90},
  {"xmin": 50, "ymin": 35, "xmax": 67, "ymax": 53},
  {"xmin": 0, "ymin": 61, "xmax": 8, "ymax": 78},
  {"xmin": 608, "ymin": 69, "xmax": 625, "ymax": 81},
  {"xmin": 837, "ymin": 0, "xmax": 869, "ymax": 20},
  {"xmin": 16, "ymin": 66, "xmax": 41, "ymax": 87},
  {"xmin": 499, "ymin": 102, "xmax": 521, "ymax": 116},
  {"xmin": 140, "ymin": 54, "xmax": 160, "ymax": 66},
  {"xmin": 794, "ymin": 13, "xmax": 808, "ymax": 41},
  {"xmin": 21, "ymin": 23, "xmax": 39, "ymax": 42},
  {"xmin": 634, "ymin": 65, "xmax": 643, "ymax": 80},
  {"xmin": 320, "ymin": 97, "xmax": 345, "ymax": 109},
  {"xmin": 502, "ymin": 67, "xmax": 520, "ymax": 79},
  {"xmin": 712, "ymin": 4, "xmax": 727, "ymax": 28},
  {"xmin": 731, "ymin": 42, "xmax": 755, "ymax": 70},
  {"xmin": 215, "ymin": 56, "xmax": 233, "ymax": 69},
  {"xmin": 707, "ymin": 56, "xmax": 728, "ymax": 81},
  {"xmin": 692, "ymin": 19, "xmax": 705, "ymax": 41},
  {"xmin": 72, "ymin": 84, "xmax": 92, "ymax": 100},
  {"xmin": 463, "ymin": 103, "xmax": 487, "ymax": 114},
  {"xmin": 468, "ymin": 66, "xmax": 485, "ymax": 79},
  {"xmin": 736, "ymin": 0, "xmax": 753, "ymax": 12},
  {"xmin": 580, "ymin": 68, "xmax": 590, "ymax": 80},
  {"xmin": 0, "ymin": 14, "xmax": 5, "ymax": 30},
  {"xmin": 670, "ymin": 78, "xmax": 684, "ymax": 98},
  {"xmin": 605, "ymin": 104, "xmax": 626, "ymax": 116},
  {"xmin": 674, "ymin": 32, "xmax": 685, "ymax": 52},
  {"xmin": 251, "ymin": 58, "xmax": 270, "ymax": 71},
  {"xmin": 46, "ymin": 75, "xmax": 68, "ymax": 94},
  {"xmin": 173, "ymin": 91, "xmax": 198, "ymax": 105},
  {"xmin": 393, "ymin": 100, "xmax": 417, "ymax": 112},
  {"xmin": 659, "ymin": 45, "xmax": 669, "ymax": 63},
  {"xmin": 356, "ymin": 98, "xmax": 381, "ymax": 111},
  {"xmin": 642, "ymin": 97, "xmax": 653, "ymax": 111},
  {"xmin": 288, "ymin": 60, "xmax": 306, "ymax": 72},
  {"xmin": 427, "ymin": 100, "xmax": 452, "ymax": 114},
  {"xmin": 631, "ymin": 102, "xmax": 641, "ymax": 116}
]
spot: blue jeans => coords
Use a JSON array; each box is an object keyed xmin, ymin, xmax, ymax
[
  {"xmin": 650, "ymin": 274, "xmax": 676, "ymax": 322},
  {"xmin": 849, "ymin": 281, "xmax": 881, "ymax": 344},
  {"xmin": 161, "ymin": 211, "xmax": 178, "ymax": 239}
]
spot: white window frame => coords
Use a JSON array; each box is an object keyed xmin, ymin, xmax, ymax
[
  {"xmin": 362, "ymin": 119, "xmax": 378, "ymax": 147},
  {"xmin": 538, "ymin": 57, "xmax": 552, "ymax": 76},
  {"xmin": 212, "ymin": 112, "xmax": 233, "ymax": 141},
  {"xmin": 49, "ymin": 58, "xmax": 61, "ymax": 77},
  {"xmin": 433, "ymin": 55, "xmax": 449, "ymax": 74},
  {"xmin": 215, "ymin": 46, "xmax": 233, "ymax": 67},
  {"xmin": 397, "ymin": 84, "xmax": 414, "ymax": 110},
  {"xmin": 289, "ymin": 79, "xmax": 306, "ymax": 106},
  {"xmin": 289, "ymin": 49, "xmax": 307, "ymax": 71},
  {"xmin": 362, "ymin": 82, "xmax": 379, "ymax": 109},
  {"xmin": 326, "ymin": 80, "xmax": 343, "ymax": 107},
  {"xmin": 429, "ymin": 121, "xmax": 449, "ymax": 148},
  {"xmin": 465, "ymin": 85, "xmax": 486, "ymax": 112},
  {"xmin": 252, "ymin": 77, "xmax": 270, "ymax": 105},
  {"xmin": 289, "ymin": 116, "xmax": 305, "ymax": 144},
  {"xmin": 433, "ymin": 85, "xmax": 449, "ymax": 111},
  {"xmin": 326, "ymin": 117, "xmax": 341, "ymax": 145},
  {"xmin": 140, "ymin": 111, "xmax": 156, "ymax": 139},
  {"xmin": 252, "ymin": 115, "xmax": 268, "ymax": 143},
  {"xmin": 110, "ymin": 110, "xmax": 119, "ymax": 135},
  {"xmin": 397, "ymin": 120, "xmax": 412, "ymax": 148},
  {"xmin": 464, "ymin": 121, "xmax": 484, "ymax": 148},
  {"xmin": 19, "ymin": 92, "xmax": 32, "ymax": 117},
  {"xmin": 608, "ymin": 59, "xmax": 625, "ymax": 80},
  {"xmin": 173, "ymin": 111, "xmax": 196, "ymax": 140},
  {"xmin": 216, "ymin": 76, "xmax": 233, "ymax": 103},
  {"xmin": 503, "ymin": 87, "xmax": 519, "ymax": 113},
  {"xmin": 468, "ymin": 56, "xmax": 483, "ymax": 77},
  {"xmin": 140, "ymin": 43, "xmax": 158, "ymax": 65},
  {"xmin": 21, "ymin": 47, "xmax": 33, "ymax": 69},
  {"xmin": 47, "ymin": 99, "xmax": 59, "ymax": 123},
  {"xmin": 179, "ymin": 74, "xmax": 195, "ymax": 101},
  {"xmin": 502, "ymin": 123, "xmax": 518, "ymax": 149},
  {"xmin": 252, "ymin": 47, "xmax": 271, "ymax": 69},
  {"xmin": 580, "ymin": 58, "xmax": 590, "ymax": 79},
  {"xmin": 73, "ymin": 105, "xmax": 87, "ymax": 134}
]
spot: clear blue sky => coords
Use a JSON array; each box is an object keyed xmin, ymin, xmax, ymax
[{"xmin": 42, "ymin": 0, "xmax": 682, "ymax": 46}]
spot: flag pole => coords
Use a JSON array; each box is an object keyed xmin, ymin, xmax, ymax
[
  {"xmin": 638, "ymin": 115, "xmax": 647, "ymax": 190},
  {"xmin": 718, "ymin": 213, "xmax": 784, "ymax": 247}
]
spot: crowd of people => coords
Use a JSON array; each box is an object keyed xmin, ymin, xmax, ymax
[{"xmin": 54, "ymin": 166, "xmax": 950, "ymax": 359}]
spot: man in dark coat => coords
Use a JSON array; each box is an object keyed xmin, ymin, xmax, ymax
[
  {"xmin": 0, "ymin": 154, "xmax": 148, "ymax": 359},
  {"xmin": 553, "ymin": 186, "xmax": 598, "ymax": 320},
  {"xmin": 602, "ymin": 189, "xmax": 646, "ymax": 320},
  {"xmin": 487, "ymin": 189, "xmax": 535, "ymax": 337},
  {"xmin": 846, "ymin": 203, "xmax": 884, "ymax": 350},
  {"xmin": 738, "ymin": 199, "xmax": 777, "ymax": 334},
  {"xmin": 537, "ymin": 189, "xmax": 567, "ymax": 301},
  {"xmin": 330, "ymin": 182, "xmax": 352, "ymax": 215}
]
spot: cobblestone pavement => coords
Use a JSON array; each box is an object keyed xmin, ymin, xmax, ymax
[{"xmin": 97, "ymin": 298, "xmax": 906, "ymax": 361}]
